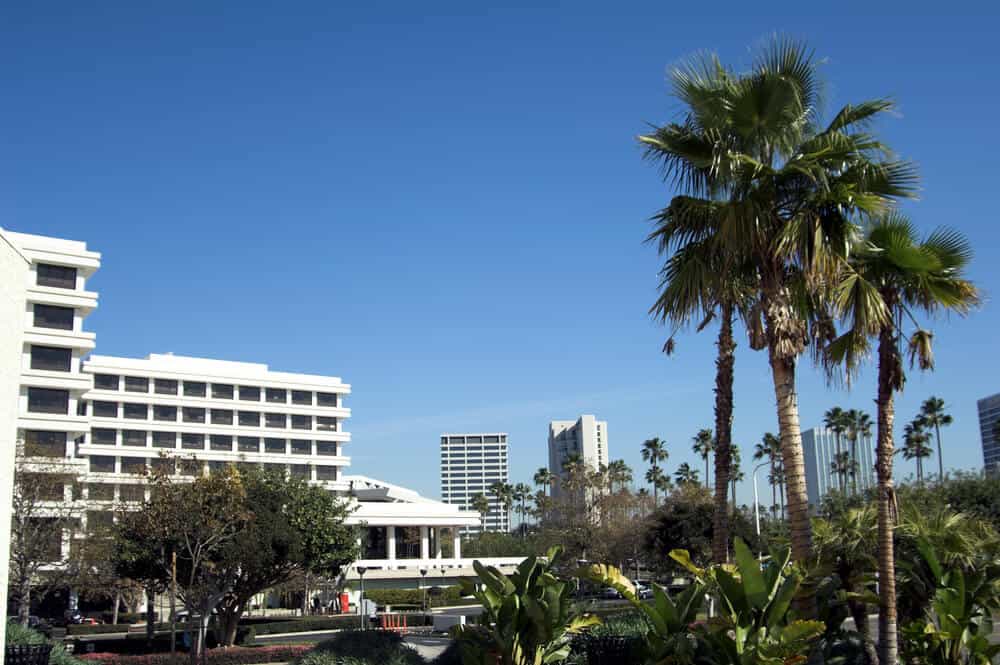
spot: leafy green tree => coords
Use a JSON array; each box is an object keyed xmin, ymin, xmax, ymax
[
  {"xmin": 827, "ymin": 213, "xmax": 978, "ymax": 664},
  {"xmin": 640, "ymin": 438, "xmax": 668, "ymax": 505},
  {"xmin": 920, "ymin": 396, "xmax": 953, "ymax": 481},
  {"xmin": 489, "ymin": 481, "xmax": 514, "ymax": 533},
  {"xmin": 641, "ymin": 39, "xmax": 917, "ymax": 583}
]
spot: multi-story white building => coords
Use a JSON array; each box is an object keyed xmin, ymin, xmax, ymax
[
  {"xmin": 548, "ymin": 415, "xmax": 608, "ymax": 498},
  {"xmin": 440, "ymin": 433, "xmax": 509, "ymax": 535},
  {"xmin": 1, "ymin": 229, "xmax": 521, "ymax": 596},
  {"xmin": 801, "ymin": 426, "xmax": 875, "ymax": 506},
  {"xmin": 978, "ymin": 393, "xmax": 1000, "ymax": 474}
]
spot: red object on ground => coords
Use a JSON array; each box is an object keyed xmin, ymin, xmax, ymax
[{"xmin": 339, "ymin": 592, "xmax": 349, "ymax": 614}]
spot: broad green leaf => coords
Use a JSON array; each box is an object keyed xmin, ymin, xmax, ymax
[
  {"xmin": 669, "ymin": 549, "xmax": 705, "ymax": 578},
  {"xmin": 734, "ymin": 538, "xmax": 768, "ymax": 609}
]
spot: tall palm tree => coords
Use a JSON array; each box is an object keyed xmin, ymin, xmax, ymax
[
  {"xmin": 470, "ymin": 493, "xmax": 490, "ymax": 531},
  {"xmin": 488, "ymin": 481, "xmax": 514, "ymax": 533},
  {"xmin": 754, "ymin": 433, "xmax": 781, "ymax": 517},
  {"xmin": 827, "ymin": 213, "xmax": 978, "ymax": 664},
  {"xmin": 729, "ymin": 444, "xmax": 744, "ymax": 508},
  {"xmin": 607, "ymin": 460, "xmax": 633, "ymax": 492},
  {"xmin": 851, "ymin": 411, "xmax": 874, "ymax": 491},
  {"xmin": 823, "ymin": 407, "xmax": 849, "ymax": 492},
  {"xmin": 674, "ymin": 463, "xmax": 699, "ymax": 486},
  {"xmin": 640, "ymin": 437, "xmax": 668, "ymax": 506},
  {"xmin": 691, "ymin": 429, "xmax": 714, "ymax": 489},
  {"xmin": 533, "ymin": 467, "xmax": 554, "ymax": 496},
  {"xmin": 920, "ymin": 396, "xmax": 953, "ymax": 481},
  {"xmin": 641, "ymin": 40, "xmax": 917, "ymax": 576},
  {"xmin": 830, "ymin": 451, "xmax": 853, "ymax": 491},
  {"xmin": 513, "ymin": 482, "xmax": 531, "ymax": 537},
  {"xmin": 843, "ymin": 409, "xmax": 872, "ymax": 494},
  {"xmin": 901, "ymin": 419, "xmax": 933, "ymax": 483}
]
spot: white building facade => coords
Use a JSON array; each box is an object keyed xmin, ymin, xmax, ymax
[
  {"xmin": 801, "ymin": 426, "xmax": 874, "ymax": 506},
  {"xmin": 548, "ymin": 415, "xmax": 608, "ymax": 498},
  {"xmin": 439, "ymin": 433, "xmax": 510, "ymax": 534}
]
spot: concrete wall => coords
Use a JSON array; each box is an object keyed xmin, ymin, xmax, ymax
[{"xmin": 0, "ymin": 229, "xmax": 29, "ymax": 649}]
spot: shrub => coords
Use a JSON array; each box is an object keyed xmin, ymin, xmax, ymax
[
  {"xmin": 78, "ymin": 645, "xmax": 309, "ymax": 665},
  {"xmin": 237, "ymin": 616, "xmax": 367, "ymax": 644},
  {"xmin": 364, "ymin": 586, "xmax": 464, "ymax": 608},
  {"xmin": 308, "ymin": 631, "xmax": 424, "ymax": 665},
  {"xmin": 7, "ymin": 622, "xmax": 85, "ymax": 665}
]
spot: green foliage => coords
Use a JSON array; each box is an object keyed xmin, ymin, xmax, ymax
[
  {"xmin": 6, "ymin": 622, "xmax": 85, "ymax": 665},
  {"xmin": 462, "ymin": 532, "xmax": 538, "ymax": 558},
  {"xmin": 897, "ymin": 472, "xmax": 1000, "ymax": 532},
  {"xmin": 308, "ymin": 631, "xmax": 424, "ymax": 665},
  {"xmin": 453, "ymin": 548, "xmax": 600, "ymax": 665},
  {"xmin": 900, "ymin": 539, "xmax": 1000, "ymax": 665},
  {"xmin": 365, "ymin": 585, "xmax": 464, "ymax": 608}
]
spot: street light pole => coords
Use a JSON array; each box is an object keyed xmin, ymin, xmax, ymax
[
  {"xmin": 420, "ymin": 568, "xmax": 428, "ymax": 610},
  {"xmin": 752, "ymin": 461, "xmax": 770, "ymax": 557},
  {"xmin": 356, "ymin": 567, "xmax": 367, "ymax": 630}
]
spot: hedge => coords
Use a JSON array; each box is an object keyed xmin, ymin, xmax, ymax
[
  {"xmin": 79, "ymin": 645, "xmax": 310, "ymax": 665},
  {"xmin": 68, "ymin": 623, "xmax": 175, "ymax": 636},
  {"xmin": 363, "ymin": 586, "xmax": 464, "ymax": 608}
]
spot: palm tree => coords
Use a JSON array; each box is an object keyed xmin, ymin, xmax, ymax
[
  {"xmin": 823, "ymin": 407, "xmax": 849, "ymax": 492},
  {"xmin": 488, "ymin": 481, "xmax": 514, "ymax": 533},
  {"xmin": 843, "ymin": 409, "xmax": 872, "ymax": 494},
  {"xmin": 851, "ymin": 411, "xmax": 874, "ymax": 491},
  {"xmin": 674, "ymin": 463, "xmax": 699, "ymax": 486},
  {"xmin": 729, "ymin": 444, "xmax": 744, "ymax": 508},
  {"xmin": 691, "ymin": 429, "xmax": 714, "ymax": 489},
  {"xmin": 640, "ymin": 438, "xmax": 668, "ymax": 506},
  {"xmin": 641, "ymin": 39, "xmax": 917, "ymax": 577},
  {"xmin": 470, "ymin": 493, "xmax": 490, "ymax": 531},
  {"xmin": 607, "ymin": 460, "xmax": 632, "ymax": 492},
  {"xmin": 901, "ymin": 419, "xmax": 933, "ymax": 484},
  {"xmin": 533, "ymin": 467, "xmax": 554, "ymax": 496},
  {"xmin": 830, "ymin": 451, "xmax": 853, "ymax": 490},
  {"xmin": 754, "ymin": 433, "xmax": 781, "ymax": 517},
  {"xmin": 827, "ymin": 213, "xmax": 978, "ymax": 664},
  {"xmin": 513, "ymin": 482, "xmax": 531, "ymax": 537},
  {"xmin": 920, "ymin": 396, "xmax": 953, "ymax": 481}
]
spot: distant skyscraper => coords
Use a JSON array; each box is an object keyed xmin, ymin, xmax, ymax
[
  {"xmin": 548, "ymin": 415, "xmax": 609, "ymax": 498},
  {"xmin": 801, "ymin": 427, "xmax": 874, "ymax": 506},
  {"xmin": 440, "ymin": 433, "xmax": 510, "ymax": 534},
  {"xmin": 978, "ymin": 393, "xmax": 1000, "ymax": 474}
]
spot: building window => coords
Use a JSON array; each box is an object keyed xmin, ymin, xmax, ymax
[
  {"xmin": 178, "ymin": 460, "xmax": 201, "ymax": 477},
  {"xmin": 122, "ymin": 430, "xmax": 146, "ymax": 447},
  {"xmin": 182, "ymin": 407, "xmax": 205, "ymax": 423},
  {"xmin": 237, "ymin": 436, "xmax": 260, "ymax": 453},
  {"xmin": 264, "ymin": 463, "xmax": 286, "ymax": 476},
  {"xmin": 291, "ymin": 415, "xmax": 312, "ymax": 430},
  {"xmin": 87, "ymin": 510, "xmax": 114, "ymax": 530},
  {"xmin": 485, "ymin": 435, "xmax": 499, "ymax": 443},
  {"xmin": 396, "ymin": 526, "xmax": 421, "ymax": 559},
  {"xmin": 36, "ymin": 263, "xmax": 78, "ymax": 289},
  {"xmin": 210, "ymin": 409, "xmax": 233, "ymax": 425},
  {"xmin": 124, "ymin": 376, "xmax": 149, "ymax": 393},
  {"xmin": 91, "ymin": 428, "xmax": 116, "ymax": 446},
  {"xmin": 290, "ymin": 464, "xmax": 309, "ymax": 479},
  {"xmin": 154, "ymin": 379, "xmax": 178, "ymax": 395},
  {"xmin": 316, "ymin": 417, "xmax": 337, "ymax": 432},
  {"xmin": 184, "ymin": 381, "xmax": 207, "ymax": 397},
  {"xmin": 265, "ymin": 413, "xmax": 286, "ymax": 429},
  {"xmin": 123, "ymin": 403, "xmax": 148, "ymax": 420},
  {"xmin": 33, "ymin": 304, "xmax": 74, "ymax": 330},
  {"xmin": 264, "ymin": 438, "xmax": 286, "ymax": 454},
  {"xmin": 316, "ymin": 466, "xmax": 338, "ymax": 481},
  {"xmin": 238, "ymin": 411, "xmax": 260, "ymax": 427},
  {"xmin": 93, "ymin": 401, "xmax": 118, "ymax": 418},
  {"xmin": 151, "ymin": 457, "xmax": 174, "ymax": 475},
  {"xmin": 291, "ymin": 390, "xmax": 312, "ymax": 406},
  {"xmin": 88, "ymin": 483, "xmax": 115, "ymax": 501},
  {"xmin": 121, "ymin": 458, "xmax": 147, "ymax": 474},
  {"xmin": 207, "ymin": 461, "xmax": 227, "ymax": 474},
  {"xmin": 152, "ymin": 431, "xmax": 176, "ymax": 448},
  {"xmin": 290, "ymin": 439, "xmax": 311, "ymax": 455},
  {"xmin": 89, "ymin": 456, "xmax": 115, "ymax": 473},
  {"xmin": 153, "ymin": 405, "xmax": 177, "ymax": 421},
  {"xmin": 24, "ymin": 430, "xmax": 66, "ymax": 457},
  {"xmin": 265, "ymin": 388, "xmax": 286, "ymax": 404},
  {"xmin": 27, "ymin": 387, "xmax": 69, "ymax": 414},
  {"xmin": 317, "ymin": 392, "xmax": 338, "ymax": 408},
  {"xmin": 210, "ymin": 435, "xmax": 233, "ymax": 452},
  {"xmin": 30, "ymin": 345, "xmax": 72, "ymax": 372},
  {"xmin": 316, "ymin": 442, "xmax": 338, "ymax": 456},
  {"xmin": 119, "ymin": 484, "xmax": 145, "ymax": 501},
  {"xmin": 211, "ymin": 384, "xmax": 234, "ymax": 400},
  {"xmin": 239, "ymin": 386, "xmax": 260, "ymax": 401},
  {"xmin": 182, "ymin": 433, "xmax": 205, "ymax": 450},
  {"xmin": 364, "ymin": 527, "xmax": 387, "ymax": 559},
  {"xmin": 94, "ymin": 374, "xmax": 120, "ymax": 391}
]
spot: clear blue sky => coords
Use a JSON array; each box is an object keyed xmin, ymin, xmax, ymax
[{"xmin": 3, "ymin": 2, "xmax": 998, "ymax": 505}]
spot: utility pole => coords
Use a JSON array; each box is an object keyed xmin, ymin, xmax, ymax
[{"xmin": 170, "ymin": 550, "xmax": 177, "ymax": 654}]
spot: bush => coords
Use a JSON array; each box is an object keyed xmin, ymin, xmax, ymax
[
  {"xmin": 307, "ymin": 631, "xmax": 424, "ymax": 665},
  {"xmin": 237, "ymin": 616, "xmax": 365, "ymax": 644},
  {"xmin": 7, "ymin": 622, "xmax": 85, "ymax": 665},
  {"xmin": 364, "ymin": 586, "xmax": 464, "ymax": 608},
  {"xmin": 78, "ymin": 645, "xmax": 310, "ymax": 665}
]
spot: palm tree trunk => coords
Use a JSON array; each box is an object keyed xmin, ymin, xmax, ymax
[
  {"xmin": 935, "ymin": 424, "xmax": 943, "ymax": 481},
  {"xmin": 652, "ymin": 465, "xmax": 658, "ymax": 507},
  {"xmin": 851, "ymin": 438, "xmax": 859, "ymax": 495},
  {"xmin": 712, "ymin": 303, "xmax": 735, "ymax": 564},
  {"xmin": 876, "ymin": 325, "xmax": 899, "ymax": 665},
  {"xmin": 770, "ymin": 461, "xmax": 777, "ymax": 516},
  {"xmin": 767, "ymin": 348, "xmax": 815, "ymax": 617}
]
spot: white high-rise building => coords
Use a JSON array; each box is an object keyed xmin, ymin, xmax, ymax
[
  {"xmin": 801, "ymin": 426, "xmax": 875, "ymax": 506},
  {"xmin": 440, "ymin": 433, "xmax": 509, "ymax": 534},
  {"xmin": 548, "ymin": 415, "xmax": 608, "ymax": 497}
]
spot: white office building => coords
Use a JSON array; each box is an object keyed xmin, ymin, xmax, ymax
[
  {"xmin": 548, "ymin": 415, "xmax": 608, "ymax": 497},
  {"xmin": 801, "ymin": 426, "xmax": 875, "ymax": 506},
  {"xmin": 440, "ymin": 433, "xmax": 509, "ymax": 535},
  {"xmin": 2, "ymin": 229, "xmax": 522, "ymax": 596}
]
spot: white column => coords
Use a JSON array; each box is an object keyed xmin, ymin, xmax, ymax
[
  {"xmin": 420, "ymin": 526, "xmax": 429, "ymax": 561},
  {"xmin": 435, "ymin": 528, "xmax": 443, "ymax": 560},
  {"xmin": 452, "ymin": 529, "xmax": 461, "ymax": 561},
  {"xmin": 386, "ymin": 526, "xmax": 396, "ymax": 569}
]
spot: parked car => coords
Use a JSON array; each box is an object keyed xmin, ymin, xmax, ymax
[
  {"xmin": 600, "ymin": 587, "xmax": 622, "ymax": 599},
  {"xmin": 634, "ymin": 583, "xmax": 654, "ymax": 600}
]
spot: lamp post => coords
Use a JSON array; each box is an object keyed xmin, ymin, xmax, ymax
[
  {"xmin": 356, "ymin": 566, "xmax": 367, "ymax": 630},
  {"xmin": 752, "ymin": 461, "xmax": 770, "ymax": 557},
  {"xmin": 420, "ymin": 568, "xmax": 428, "ymax": 610}
]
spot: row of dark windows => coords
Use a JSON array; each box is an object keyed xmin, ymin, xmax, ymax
[
  {"xmin": 442, "ymin": 435, "xmax": 507, "ymax": 444},
  {"xmin": 87, "ymin": 455, "xmax": 338, "ymax": 480},
  {"xmin": 92, "ymin": 374, "xmax": 339, "ymax": 407},
  {"xmin": 88, "ymin": 401, "xmax": 338, "ymax": 430},
  {"xmin": 89, "ymin": 428, "xmax": 338, "ymax": 456},
  {"xmin": 37, "ymin": 263, "xmax": 78, "ymax": 289}
]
